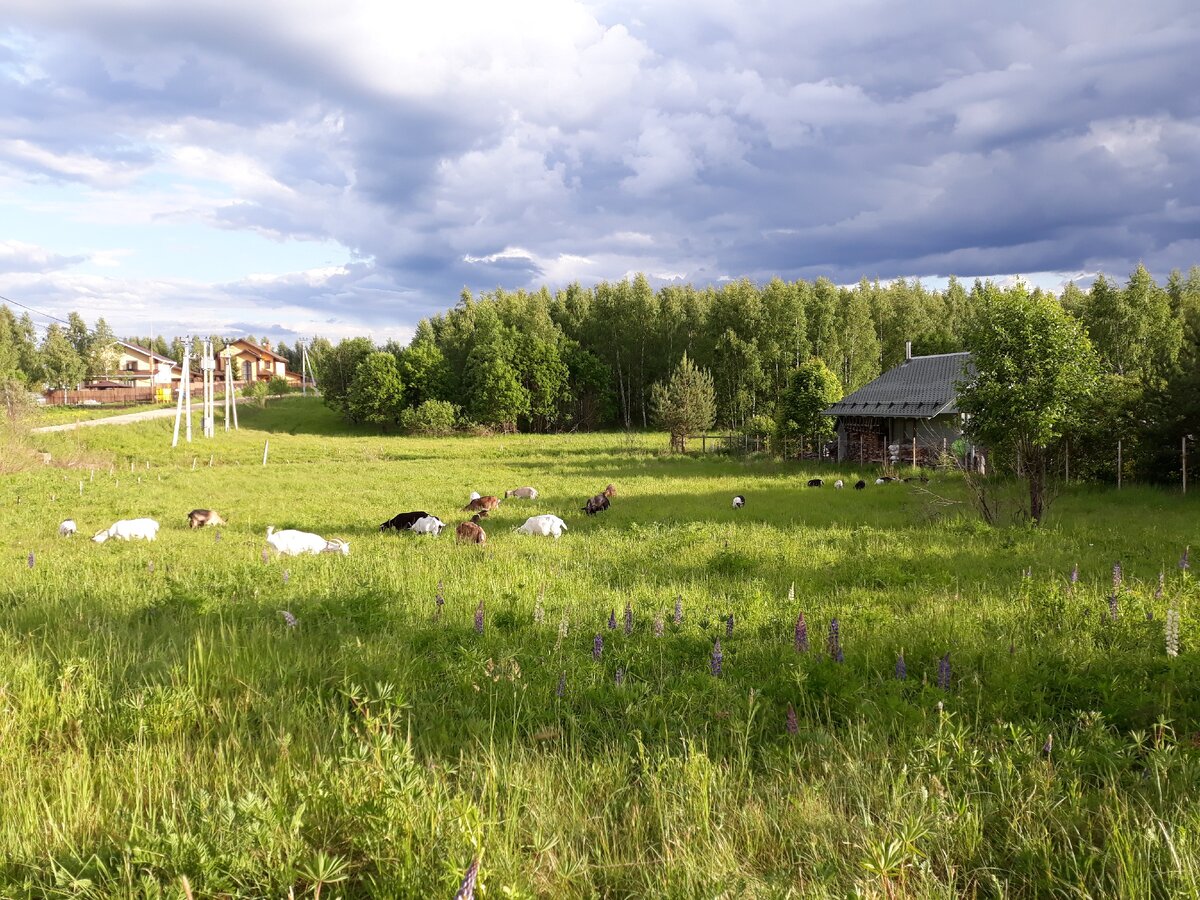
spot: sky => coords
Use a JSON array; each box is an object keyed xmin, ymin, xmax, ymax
[{"xmin": 1, "ymin": 0, "xmax": 1197, "ymax": 345}]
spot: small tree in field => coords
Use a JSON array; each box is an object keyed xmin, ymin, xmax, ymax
[
  {"xmin": 347, "ymin": 352, "xmax": 406, "ymax": 429},
  {"xmin": 652, "ymin": 353, "xmax": 716, "ymax": 452},
  {"xmin": 957, "ymin": 286, "xmax": 1098, "ymax": 525},
  {"xmin": 776, "ymin": 357, "xmax": 843, "ymax": 454}
]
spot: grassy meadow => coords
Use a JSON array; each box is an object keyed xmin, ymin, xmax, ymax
[{"xmin": 2, "ymin": 397, "xmax": 1199, "ymax": 898}]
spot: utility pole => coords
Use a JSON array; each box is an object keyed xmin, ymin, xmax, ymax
[
  {"xmin": 300, "ymin": 338, "xmax": 307, "ymax": 396},
  {"xmin": 184, "ymin": 342, "xmax": 193, "ymax": 443},
  {"xmin": 171, "ymin": 345, "xmax": 186, "ymax": 448}
]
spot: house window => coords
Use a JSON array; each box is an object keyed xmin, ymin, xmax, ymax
[{"xmin": 125, "ymin": 360, "xmax": 139, "ymax": 372}]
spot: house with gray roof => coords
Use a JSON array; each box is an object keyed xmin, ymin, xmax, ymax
[{"xmin": 822, "ymin": 347, "xmax": 974, "ymax": 464}]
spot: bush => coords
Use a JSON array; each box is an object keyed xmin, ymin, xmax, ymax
[
  {"xmin": 399, "ymin": 399, "xmax": 459, "ymax": 436},
  {"xmin": 740, "ymin": 414, "xmax": 774, "ymax": 436},
  {"xmin": 267, "ymin": 376, "xmax": 291, "ymax": 397},
  {"xmin": 241, "ymin": 380, "xmax": 269, "ymax": 408}
]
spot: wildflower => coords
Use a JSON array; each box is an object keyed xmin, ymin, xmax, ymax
[
  {"xmin": 936, "ymin": 700, "xmax": 944, "ymax": 715},
  {"xmin": 435, "ymin": 580, "xmax": 445, "ymax": 619},
  {"xmin": 279, "ymin": 610, "xmax": 298, "ymax": 628},
  {"xmin": 557, "ymin": 610, "xmax": 570, "ymax": 644},
  {"xmin": 786, "ymin": 703, "xmax": 798, "ymax": 735},
  {"xmin": 1069, "ymin": 563, "xmax": 1079, "ymax": 590},
  {"xmin": 608, "ymin": 609, "xmax": 617, "ymax": 630},
  {"xmin": 1181, "ymin": 546, "xmax": 1191, "ymax": 571},
  {"xmin": 282, "ymin": 568, "xmax": 289, "ymax": 584},
  {"xmin": 710, "ymin": 639, "xmax": 723, "ymax": 676},
  {"xmin": 148, "ymin": 560, "xmax": 155, "ymax": 574},
  {"xmin": 474, "ymin": 601, "xmax": 484, "ymax": 634},
  {"xmin": 1112, "ymin": 561, "xmax": 1123, "ymax": 593},
  {"xmin": 673, "ymin": 594, "xmax": 683, "ymax": 625},
  {"xmin": 533, "ymin": 586, "xmax": 545, "ymax": 624},
  {"xmin": 653, "ymin": 613, "xmax": 664, "ymax": 637},
  {"xmin": 788, "ymin": 582, "xmax": 795, "ymax": 604},
  {"xmin": 826, "ymin": 618, "xmax": 843, "ymax": 663},
  {"xmin": 615, "ymin": 666, "xmax": 625, "ymax": 686},
  {"xmin": 624, "ymin": 602, "xmax": 633, "ymax": 634},
  {"xmin": 726, "ymin": 613, "xmax": 735, "ymax": 638},
  {"xmin": 261, "ymin": 548, "xmax": 269, "ymax": 564},
  {"xmin": 1023, "ymin": 566, "xmax": 1032, "ymax": 580},
  {"xmin": 794, "ymin": 612, "xmax": 809, "ymax": 652},
  {"xmin": 1166, "ymin": 608, "xmax": 1181, "ymax": 658},
  {"xmin": 1042, "ymin": 734, "xmax": 1053, "ymax": 757},
  {"xmin": 937, "ymin": 652, "xmax": 951, "ymax": 690},
  {"xmin": 215, "ymin": 530, "xmax": 221, "ymax": 542},
  {"xmin": 895, "ymin": 653, "xmax": 907, "ymax": 680},
  {"xmin": 26, "ymin": 552, "xmax": 33, "ymax": 569},
  {"xmin": 555, "ymin": 671, "xmax": 566, "ymax": 697},
  {"xmin": 454, "ymin": 857, "xmax": 479, "ymax": 900},
  {"xmin": 1109, "ymin": 592, "xmax": 1119, "ymax": 621},
  {"xmin": 593, "ymin": 633, "xmax": 603, "ymax": 661},
  {"xmin": 1155, "ymin": 571, "xmax": 1165, "ymax": 601}
]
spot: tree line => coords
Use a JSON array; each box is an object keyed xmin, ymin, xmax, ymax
[{"xmin": 2, "ymin": 264, "xmax": 1197, "ymax": 483}]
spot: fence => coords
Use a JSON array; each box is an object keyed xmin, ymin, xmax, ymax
[{"xmin": 43, "ymin": 382, "xmax": 249, "ymax": 407}]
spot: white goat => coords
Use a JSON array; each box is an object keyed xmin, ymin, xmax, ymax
[
  {"xmin": 411, "ymin": 515, "xmax": 446, "ymax": 535},
  {"xmin": 515, "ymin": 514, "xmax": 568, "ymax": 539},
  {"xmin": 505, "ymin": 486, "xmax": 539, "ymax": 499},
  {"xmin": 58, "ymin": 519, "xmax": 77, "ymax": 537},
  {"xmin": 732, "ymin": 495, "xmax": 745, "ymax": 509},
  {"xmin": 92, "ymin": 518, "xmax": 160, "ymax": 543},
  {"xmin": 265, "ymin": 526, "xmax": 350, "ymax": 557},
  {"xmin": 834, "ymin": 480, "xmax": 844, "ymax": 489}
]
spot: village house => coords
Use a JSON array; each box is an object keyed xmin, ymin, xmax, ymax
[
  {"xmin": 99, "ymin": 341, "xmax": 183, "ymax": 390},
  {"xmin": 822, "ymin": 346, "xmax": 978, "ymax": 466},
  {"xmin": 217, "ymin": 338, "xmax": 303, "ymax": 386}
]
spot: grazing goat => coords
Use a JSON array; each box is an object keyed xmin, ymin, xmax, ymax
[
  {"xmin": 58, "ymin": 519, "xmax": 77, "ymax": 537},
  {"xmin": 92, "ymin": 518, "xmax": 160, "ymax": 543},
  {"xmin": 188, "ymin": 509, "xmax": 226, "ymax": 529},
  {"xmin": 379, "ymin": 510, "xmax": 429, "ymax": 532},
  {"xmin": 833, "ymin": 480, "xmax": 844, "ymax": 489},
  {"xmin": 468, "ymin": 491, "xmax": 481, "ymax": 501},
  {"xmin": 265, "ymin": 526, "xmax": 350, "ymax": 557},
  {"xmin": 515, "ymin": 514, "xmax": 568, "ymax": 538},
  {"xmin": 854, "ymin": 480, "xmax": 866, "ymax": 490},
  {"xmin": 463, "ymin": 495, "xmax": 501, "ymax": 514},
  {"xmin": 732, "ymin": 495, "xmax": 745, "ymax": 509},
  {"xmin": 806, "ymin": 478, "xmax": 823, "ymax": 488},
  {"xmin": 457, "ymin": 514, "xmax": 486, "ymax": 544},
  {"xmin": 583, "ymin": 483, "xmax": 616, "ymax": 515},
  {"xmin": 411, "ymin": 515, "xmax": 446, "ymax": 535},
  {"xmin": 902, "ymin": 476, "xmax": 930, "ymax": 484},
  {"xmin": 505, "ymin": 486, "xmax": 539, "ymax": 500}
]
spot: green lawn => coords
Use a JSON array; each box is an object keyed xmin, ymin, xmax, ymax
[
  {"xmin": 32, "ymin": 401, "xmax": 176, "ymax": 426},
  {"xmin": 2, "ymin": 397, "xmax": 1198, "ymax": 897}
]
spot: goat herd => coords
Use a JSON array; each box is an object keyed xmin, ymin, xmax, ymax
[{"xmin": 52, "ymin": 483, "xmax": 624, "ymax": 558}]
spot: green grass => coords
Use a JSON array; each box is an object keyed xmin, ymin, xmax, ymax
[
  {"xmin": 3, "ymin": 397, "xmax": 1199, "ymax": 897},
  {"xmin": 32, "ymin": 401, "xmax": 176, "ymax": 426}
]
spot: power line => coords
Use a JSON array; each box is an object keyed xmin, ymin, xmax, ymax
[{"xmin": 0, "ymin": 293, "xmax": 74, "ymax": 327}]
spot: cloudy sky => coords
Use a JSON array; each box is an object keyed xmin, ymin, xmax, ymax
[{"xmin": 1, "ymin": 1, "xmax": 1197, "ymax": 344}]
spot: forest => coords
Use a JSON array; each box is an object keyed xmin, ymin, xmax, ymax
[{"xmin": 2, "ymin": 264, "xmax": 1198, "ymax": 483}]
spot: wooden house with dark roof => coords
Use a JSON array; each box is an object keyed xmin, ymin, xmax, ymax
[
  {"xmin": 217, "ymin": 338, "xmax": 303, "ymax": 386},
  {"xmin": 822, "ymin": 348, "xmax": 974, "ymax": 464}
]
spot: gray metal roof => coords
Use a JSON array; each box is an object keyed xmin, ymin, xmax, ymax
[{"xmin": 822, "ymin": 352, "xmax": 973, "ymax": 419}]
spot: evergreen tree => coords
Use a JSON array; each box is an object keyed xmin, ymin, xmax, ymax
[{"xmin": 651, "ymin": 353, "xmax": 715, "ymax": 452}]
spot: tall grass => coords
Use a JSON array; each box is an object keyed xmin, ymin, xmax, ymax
[{"xmin": 1, "ymin": 397, "xmax": 1197, "ymax": 897}]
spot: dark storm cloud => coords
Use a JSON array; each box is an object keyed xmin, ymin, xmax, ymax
[{"xmin": 1, "ymin": 0, "xmax": 1198, "ymax": 336}]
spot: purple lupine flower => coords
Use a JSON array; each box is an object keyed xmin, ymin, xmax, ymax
[
  {"xmin": 710, "ymin": 639, "xmax": 723, "ymax": 676},
  {"xmin": 794, "ymin": 612, "xmax": 809, "ymax": 653},
  {"xmin": 435, "ymin": 580, "xmax": 445, "ymax": 619},
  {"xmin": 937, "ymin": 652, "xmax": 951, "ymax": 690},
  {"xmin": 26, "ymin": 552, "xmax": 34, "ymax": 569},
  {"xmin": 624, "ymin": 602, "xmax": 633, "ymax": 634},
  {"xmin": 1069, "ymin": 563, "xmax": 1079, "ymax": 588},
  {"xmin": 673, "ymin": 594, "xmax": 683, "ymax": 625},
  {"xmin": 148, "ymin": 560, "xmax": 156, "ymax": 574},
  {"xmin": 556, "ymin": 671, "xmax": 566, "ymax": 697},
  {"xmin": 1108, "ymin": 592, "xmax": 1119, "ymax": 621},
  {"xmin": 1155, "ymin": 571, "xmax": 1165, "ymax": 601},
  {"xmin": 454, "ymin": 857, "xmax": 479, "ymax": 900},
  {"xmin": 726, "ymin": 613, "xmax": 735, "ymax": 638},
  {"xmin": 653, "ymin": 613, "xmax": 664, "ymax": 637},
  {"xmin": 608, "ymin": 609, "xmax": 617, "ymax": 630},
  {"xmin": 615, "ymin": 667, "xmax": 625, "ymax": 686},
  {"xmin": 786, "ymin": 703, "xmax": 798, "ymax": 734},
  {"xmin": 895, "ymin": 653, "xmax": 906, "ymax": 680},
  {"xmin": 1112, "ymin": 561, "xmax": 1122, "ymax": 593},
  {"xmin": 279, "ymin": 610, "xmax": 297, "ymax": 628},
  {"xmin": 474, "ymin": 600, "xmax": 484, "ymax": 634},
  {"xmin": 261, "ymin": 548, "xmax": 269, "ymax": 564},
  {"xmin": 826, "ymin": 618, "xmax": 842, "ymax": 662},
  {"xmin": 1166, "ymin": 608, "xmax": 1181, "ymax": 658},
  {"xmin": 1181, "ymin": 546, "xmax": 1191, "ymax": 571},
  {"xmin": 282, "ymin": 568, "xmax": 289, "ymax": 584},
  {"xmin": 593, "ymin": 633, "xmax": 603, "ymax": 660},
  {"xmin": 1042, "ymin": 734, "xmax": 1053, "ymax": 757}
]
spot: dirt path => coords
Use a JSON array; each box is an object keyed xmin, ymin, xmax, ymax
[{"xmin": 32, "ymin": 402, "xmax": 248, "ymax": 433}]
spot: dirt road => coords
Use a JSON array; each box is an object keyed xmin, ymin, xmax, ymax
[{"xmin": 32, "ymin": 403, "xmax": 246, "ymax": 433}]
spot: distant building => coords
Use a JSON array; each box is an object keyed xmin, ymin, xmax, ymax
[
  {"xmin": 94, "ymin": 341, "xmax": 182, "ymax": 389},
  {"xmin": 822, "ymin": 348, "xmax": 975, "ymax": 465},
  {"xmin": 217, "ymin": 338, "xmax": 303, "ymax": 386}
]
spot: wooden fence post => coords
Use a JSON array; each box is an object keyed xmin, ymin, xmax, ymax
[{"xmin": 912, "ymin": 436, "xmax": 917, "ymax": 469}]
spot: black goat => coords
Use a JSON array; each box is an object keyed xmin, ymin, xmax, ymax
[
  {"xmin": 806, "ymin": 478, "xmax": 823, "ymax": 487},
  {"xmin": 380, "ymin": 510, "xmax": 429, "ymax": 532}
]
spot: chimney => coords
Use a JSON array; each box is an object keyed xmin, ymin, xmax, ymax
[
  {"xmin": 262, "ymin": 339, "xmax": 271, "ymax": 351},
  {"xmin": 905, "ymin": 341, "xmax": 912, "ymax": 361}
]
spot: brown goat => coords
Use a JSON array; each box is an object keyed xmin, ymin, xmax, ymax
[
  {"xmin": 462, "ymin": 495, "xmax": 501, "ymax": 513},
  {"xmin": 456, "ymin": 514, "xmax": 487, "ymax": 544},
  {"xmin": 187, "ymin": 509, "xmax": 226, "ymax": 529},
  {"xmin": 582, "ymin": 483, "xmax": 617, "ymax": 516}
]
